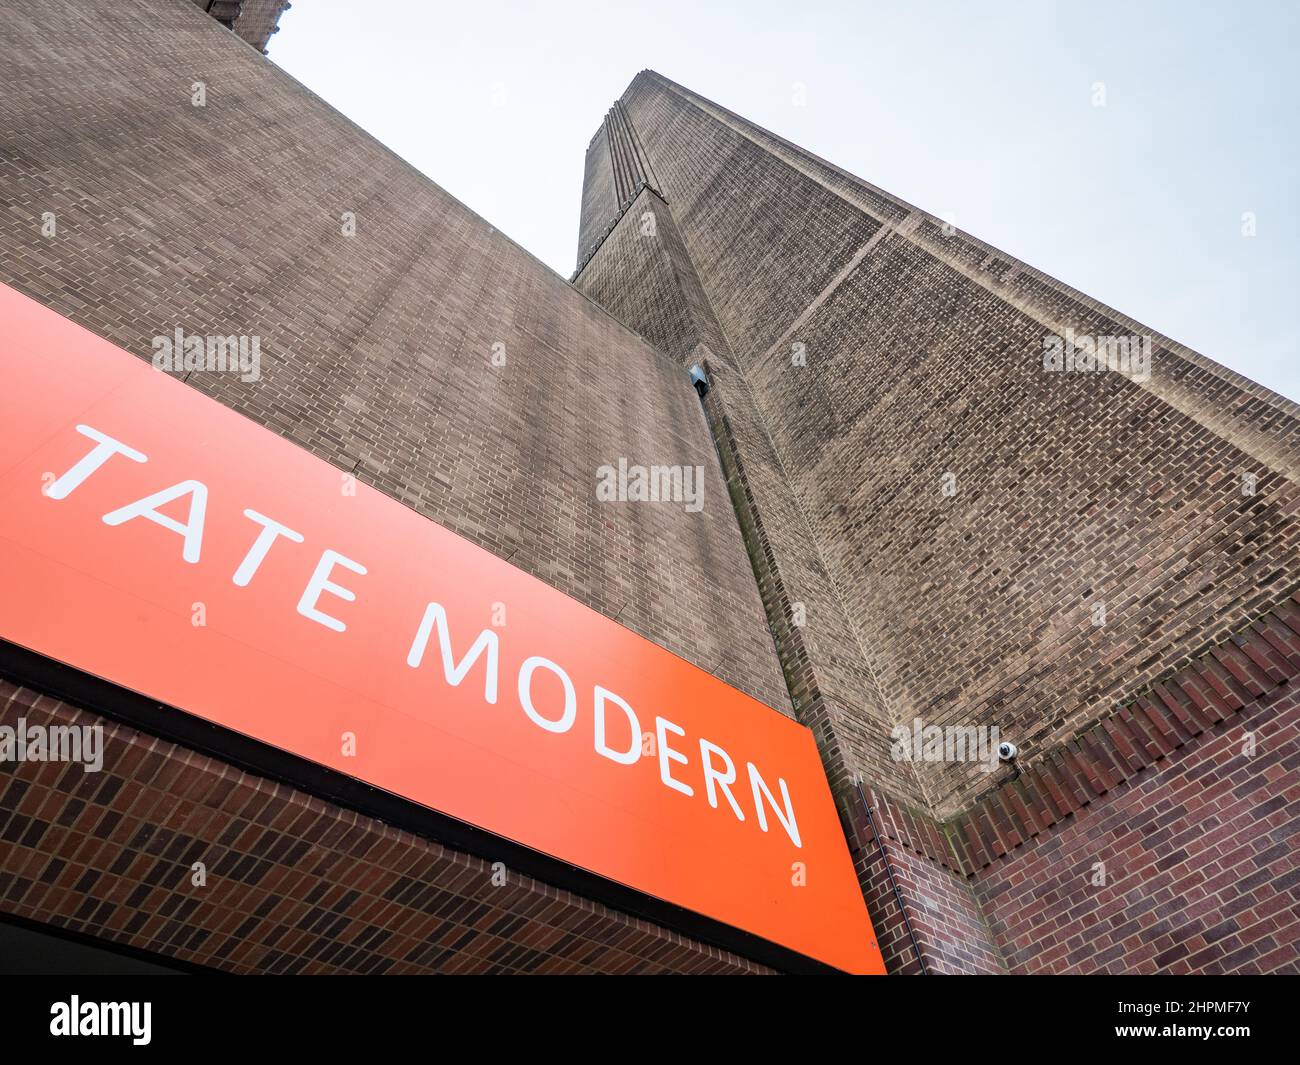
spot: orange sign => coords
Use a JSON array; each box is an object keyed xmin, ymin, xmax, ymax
[{"xmin": 0, "ymin": 283, "xmax": 883, "ymax": 974}]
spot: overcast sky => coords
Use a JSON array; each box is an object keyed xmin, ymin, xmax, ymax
[{"xmin": 271, "ymin": 0, "xmax": 1299, "ymax": 402}]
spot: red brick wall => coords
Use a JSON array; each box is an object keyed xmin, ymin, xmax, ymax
[
  {"xmin": 826, "ymin": 598, "xmax": 1300, "ymax": 973},
  {"xmin": 974, "ymin": 685, "xmax": 1300, "ymax": 974},
  {"xmin": 0, "ymin": 680, "xmax": 773, "ymax": 974},
  {"xmin": 843, "ymin": 791, "xmax": 1006, "ymax": 974}
]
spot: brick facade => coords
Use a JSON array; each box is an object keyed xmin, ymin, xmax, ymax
[
  {"xmin": 0, "ymin": 681, "xmax": 771, "ymax": 974},
  {"xmin": 0, "ymin": 0, "xmax": 796, "ymax": 972},
  {"xmin": 583, "ymin": 70, "xmax": 1300, "ymax": 819},
  {"xmin": 576, "ymin": 71, "xmax": 1300, "ymax": 974},
  {"xmin": 190, "ymin": 0, "xmax": 292, "ymax": 53},
  {"xmin": 975, "ymin": 685, "xmax": 1300, "ymax": 974},
  {"xmin": 0, "ymin": 2, "xmax": 787, "ymax": 717},
  {"xmin": 1, "ymin": 2, "xmax": 1296, "ymax": 975}
]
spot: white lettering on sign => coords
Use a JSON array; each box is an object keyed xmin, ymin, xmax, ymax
[{"xmin": 43, "ymin": 423, "xmax": 804, "ymax": 847}]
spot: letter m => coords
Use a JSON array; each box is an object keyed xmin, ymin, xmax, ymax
[{"xmin": 406, "ymin": 602, "xmax": 499, "ymax": 704}]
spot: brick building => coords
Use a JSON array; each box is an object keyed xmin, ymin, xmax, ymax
[{"xmin": 0, "ymin": 0, "xmax": 1296, "ymax": 975}]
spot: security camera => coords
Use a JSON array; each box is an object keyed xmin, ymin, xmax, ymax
[
  {"xmin": 689, "ymin": 364, "xmax": 710, "ymax": 398},
  {"xmin": 997, "ymin": 741, "xmax": 1018, "ymax": 762}
]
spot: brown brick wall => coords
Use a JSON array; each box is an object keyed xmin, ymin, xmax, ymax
[
  {"xmin": 588, "ymin": 69, "xmax": 1300, "ymax": 819},
  {"xmin": 0, "ymin": 2, "xmax": 813, "ymax": 973},
  {"xmin": 188, "ymin": 0, "xmax": 290, "ymax": 54},
  {"xmin": 6, "ymin": 1, "xmax": 1297, "ymax": 975},
  {"xmin": 577, "ymin": 127, "xmax": 618, "ymax": 268},
  {"xmin": 577, "ymin": 187, "xmax": 714, "ymax": 367},
  {"xmin": 577, "ymin": 184, "xmax": 917, "ymax": 806},
  {"xmin": 230, "ymin": 0, "xmax": 291, "ymax": 53},
  {"xmin": 575, "ymin": 70, "xmax": 1300, "ymax": 973},
  {"xmin": 624, "ymin": 78, "xmax": 880, "ymax": 366},
  {"xmin": 0, "ymin": 0, "xmax": 789, "ymax": 716}
]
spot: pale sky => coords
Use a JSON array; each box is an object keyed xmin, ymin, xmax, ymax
[{"xmin": 271, "ymin": 0, "xmax": 1299, "ymax": 401}]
